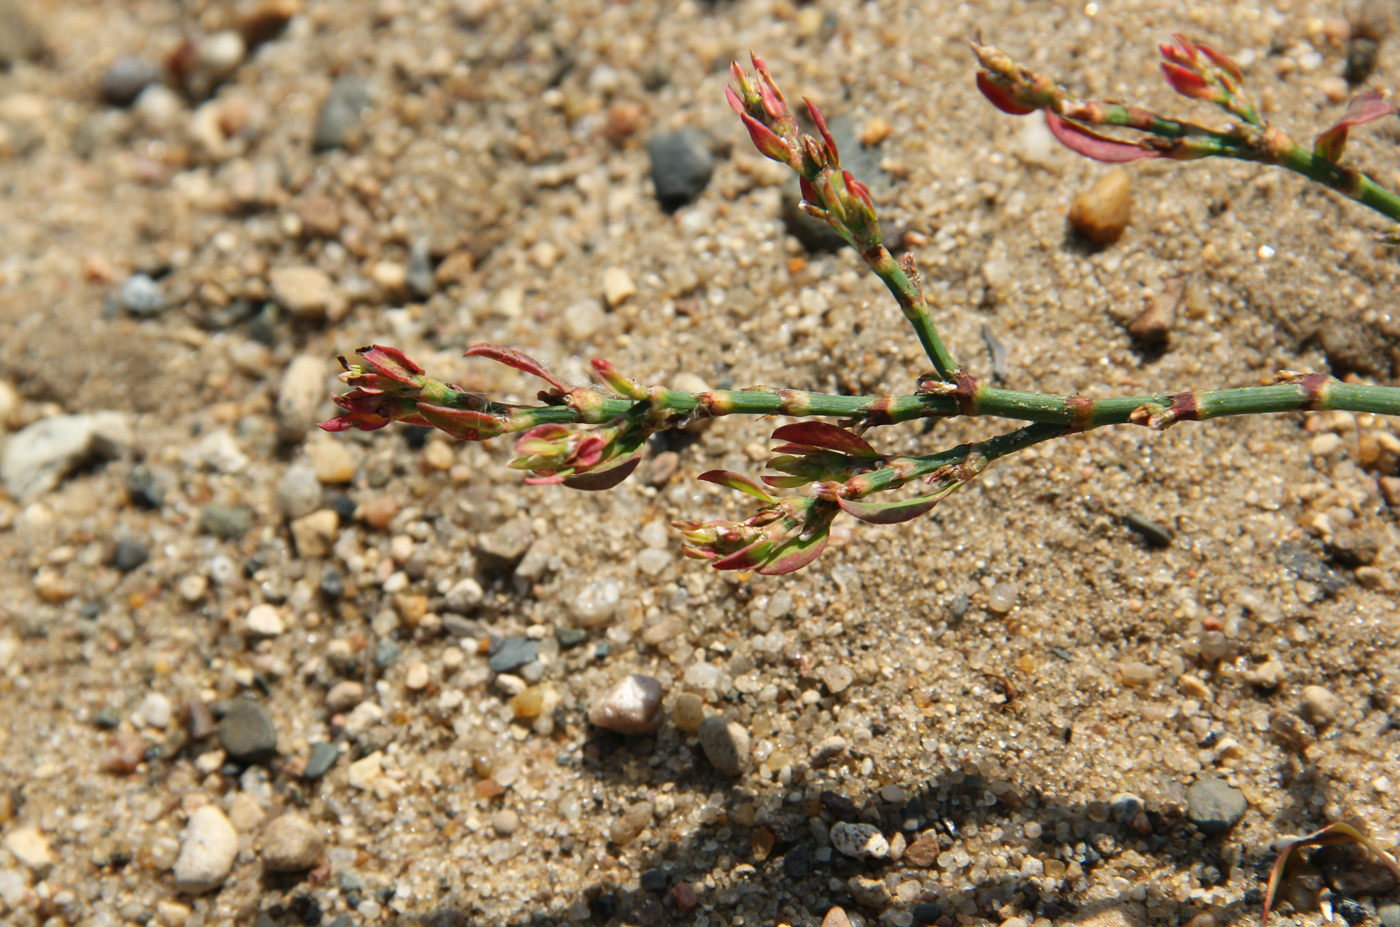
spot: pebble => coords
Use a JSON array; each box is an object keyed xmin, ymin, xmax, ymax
[
  {"xmin": 671, "ymin": 881, "xmax": 698, "ymax": 913},
  {"xmin": 135, "ymin": 692, "xmax": 172, "ymax": 729},
  {"xmin": 444, "ymin": 577, "xmax": 484, "ymax": 613},
  {"xmin": 277, "ymin": 354, "xmax": 329, "ymax": 442},
  {"xmin": 244, "ymin": 603, "xmax": 285, "ymax": 637},
  {"xmin": 326, "ymin": 680, "xmax": 364, "ymax": 712},
  {"xmin": 117, "ymin": 273, "xmax": 167, "ymax": 317},
  {"xmin": 404, "ymin": 662, "xmax": 430, "ymax": 691},
  {"xmin": 1110, "ymin": 792, "xmax": 1145, "ymax": 823},
  {"xmin": 260, "ymin": 814, "xmax": 323, "ymax": 872},
  {"xmin": 488, "ymin": 636, "xmax": 538, "ymax": 673},
  {"xmin": 309, "ymin": 439, "xmax": 356, "ymax": 484},
  {"xmin": 113, "ymin": 538, "xmax": 149, "ymax": 572},
  {"xmin": 199, "ymin": 504, "xmax": 253, "ymax": 539},
  {"xmin": 673, "ymin": 692, "xmax": 705, "ymax": 733},
  {"xmin": 647, "ymin": 129, "xmax": 714, "ymax": 211},
  {"xmin": 561, "ymin": 298, "xmax": 606, "ymax": 341},
  {"xmin": 589, "ymin": 674, "xmax": 665, "ymax": 734},
  {"xmin": 602, "ymin": 267, "xmax": 636, "ymax": 308},
  {"xmin": 407, "ymin": 240, "xmax": 435, "ymax": 298},
  {"xmin": 346, "ymin": 751, "xmax": 385, "ymax": 790},
  {"xmin": 343, "ymin": 701, "xmax": 384, "ymax": 737},
  {"xmin": 987, "ymin": 582, "xmax": 1018, "ymax": 614},
  {"xmin": 491, "ymin": 809, "xmax": 520, "ymax": 837},
  {"xmin": 570, "ymin": 578, "xmax": 621, "ymax": 626},
  {"xmin": 0, "ymin": 0, "xmax": 44, "ymax": 68},
  {"xmin": 830, "ymin": 821, "xmax": 890, "ymax": 859},
  {"xmin": 276, "ymin": 463, "xmax": 322, "ymax": 519},
  {"xmin": 819, "ymin": 663, "xmax": 854, "ymax": 694},
  {"xmin": 810, "ymin": 735, "xmax": 849, "ymax": 766},
  {"xmin": 698, "ymin": 716, "xmax": 750, "ymax": 776},
  {"xmin": 1379, "ymin": 903, "xmax": 1400, "ymax": 927},
  {"xmin": 218, "ymin": 701, "xmax": 279, "ymax": 764},
  {"xmin": 1297, "ymin": 685, "xmax": 1344, "ymax": 729},
  {"xmin": 609, "ymin": 801, "xmax": 654, "ymax": 844},
  {"xmin": 172, "ymin": 806, "xmax": 238, "ymax": 894},
  {"xmin": 1185, "ymin": 777, "xmax": 1248, "ymax": 836},
  {"xmin": 476, "ymin": 516, "xmax": 534, "ymax": 562},
  {"xmin": 3, "ymin": 826, "xmax": 52, "ymax": 874},
  {"xmin": 640, "ymin": 868, "xmax": 668, "ymax": 893},
  {"xmin": 1124, "ymin": 513, "xmax": 1174, "ymax": 548},
  {"xmin": 290, "ymin": 509, "xmax": 339, "ymax": 558},
  {"xmin": 1, "ymin": 411, "xmax": 132, "ymax": 503},
  {"xmin": 269, "ymin": 266, "xmax": 334, "ymax": 321},
  {"xmin": 1069, "ymin": 168, "xmax": 1133, "ymax": 244},
  {"xmin": 313, "ymin": 77, "xmax": 371, "ymax": 151},
  {"xmin": 902, "ymin": 830, "xmax": 940, "ymax": 867},
  {"xmin": 822, "ymin": 907, "xmax": 853, "ymax": 927},
  {"xmin": 1126, "ymin": 291, "xmax": 1176, "ymax": 348},
  {"xmin": 303, "ymin": 742, "xmax": 339, "ymax": 779}
]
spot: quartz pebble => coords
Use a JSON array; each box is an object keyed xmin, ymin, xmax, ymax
[
  {"xmin": 135, "ymin": 692, "xmax": 173, "ymax": 729},
  {"xmin": 589, "ymin": 674, "xmax": 665, "ymax": 734},
  {"xmin": 1068, "ymin": 168, "xmax": 1133, "ymax": 244},
  {"xmin": 673, "ymin": 692, "xmax": 705, "ymax": 733},
  {"xmin": 830, "ymin": 821, "xmax": 889, "ymax": 859},
  {"xmin": 698, "ymin": 716, "xmax": 750, "ymax": 776},
  {"xmin": 3, "ymin": 826, "xmax": 52, "ymax": 874},
  {"xmin": 173, "ymin": 806, "xmax": 238, "ymax": 894},
  {"xmin": 260, "ymin": 813, "xmax": 324, "ymax": 872},
  {"xmin": 1298, "ymin": 685, "xmax": 1343, "ymax": 729},
  {"xmin": 810, "ymin": 735, "xmax": 849, "ymax": 766},
  {"xmin": 819, "ymin": 663, "xmax": 854, "ymax": 695},
  {"xmin": 291, "ymin": 509, "xmax": 339, "ymax": 558},
  {"xmin": 987, "ymin": 582, "xmax": 1018, "ymax": 614},
  {"xmin": 608, "ymin": 800, "xmax": 653, "ymax": 844},
  {"xmin": 244, "ymin": 603, "xmax": 285, "ymax": 637},
  {"xmin": 269, "ymin": 266, "xmax": 334, "ymax": 321}
]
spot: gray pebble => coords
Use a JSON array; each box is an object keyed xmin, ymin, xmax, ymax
[
  {"xmin": 173, "ymin": 806, "xmax": 238, "ymax": 894},
  {"xmin": 118, "ymin": 273, "xmax": 168, "ymax": 317},
  {"xmin": 555, "ymin": 627, "xmax": 588, "ymax": 649},
  {"xmin": 260, "ymin": 813, "xmax": 323, "ymax": 872},
  {"xmin": 1124, "ymin": 513, "xmax": 1174, "ymax": 548},
  {"xmin": 640, "ymin": 869, "xmax": 668, "ymax": 893},
  {"xmin": 276, "ymin": 354, "xmax": 329, "ymax": 443},
  {"xmin": 313, "ymin": 77, "xmax": 370, "ymax": 151},
  {"xmin": 303, "ymin": 742, "xmax": 338, "ymax": 779},
  {"xmin": 698, "ymin": 716, "xmax": 750, "ymax": 776},
  {"xmin": 374, "ymin": 639, "xmax": 401, "ymax": 669},
  {"xmin": 476, "ymin": 516, "xmax": 534, "ymax": 563},
  {"xmin": 218, "ymin": 701, "xmax": 279, "ymax": 764},
  {"xmin": 1, "ymin": 411, "xmax": 132, "ymax": 503},
  {"xmin": 810, "ymin": 735, "xmax": 849, "ymax": 767},
  {"xmin": 830, "ymin": 821, "xmax": 889, "ymax": 859},
  {"xmin": 200, "ymin": 504, "xmax": 253, "ymax": 539},
  {"xmin": 406, "ymin": 240, "xmax": 435, "ymax": 298},
  {"xmin": 100, "ymin": 55, "xmax": 159, "ymax": 107},
  {"xmin": 276, "ymin": 463, "xmax": 322, "ymax": 520},
  {"xmin": 113, "ymin": 538, "xmax": 149, "ymax": 572},
  {"xmin": 125, "ymin": 465, "xmax": 165, "ymax": 509},
  {"xmin": 1379, "ymin": 902, "xmax": 1400, "ymax": 927},
  {"xmin": 487, "ymin": 636, "xmax": 537, "ymax": 673},
  {"xmin": 647, "ymin": 129, "xmax": 713, "ymax": 212},
  {"xmin": 588, "ymin": 674, "xmax": 664, "ymax": 735},
  {"xmin": 1110, "ymin": 792, "xmax": 1144, "ymax": 823},
  {"xmin": 1185, "ymin": 777, "xmax": 1247, "ymax": 836}
]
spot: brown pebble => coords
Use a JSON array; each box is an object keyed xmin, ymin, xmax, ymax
[
  {"xmin": 1126, "ymin": 288, "xmax": 1177, "ymax": 348},
  {"xmin": 434, "ymin": 251, "xmax": 475, "ymax": 286},
  {"xmin": 902, "ymin": 830, "xmax": 941, "ymax": 867},
  {"xmin": 1069, "ymin": 168, "xmax": 1133, "ymax": 244},
  {"xmin": 297, "ymin": 195, "xmax": 342, "ymax": 239},
  {"xmin": 670, "ymin": 881, "xmax": 697, "ymax": 913},
  {"xmin": 359, "ymin": 495, "xmax": 399, "ymax": 530},
  {"xmin": 861, "ymin": 117, "xmax": 893, "ymax": 147},
  {"xmin": 511, "ymin": 686, "xmax": 544, "ymax": 720}
]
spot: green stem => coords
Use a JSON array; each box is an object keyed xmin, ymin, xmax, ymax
[
  {"xmin": 1274, "ymin": 145, "xmax": 1400, "ymax": 223},
  {"xmin": 865, "ymin": 246, "xmax": 960, "ymax": 381}
]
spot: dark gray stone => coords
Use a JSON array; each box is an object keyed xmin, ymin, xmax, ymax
[
  {"xmin": 1124, "ymin": 513, "xmax": 1173, "ymax": 548},
  {"xmin": 639, "ymin": 869, "xmax": 667, "ymax": 893},
  {"xmin": 647, "ymin": 129, "xmax": 713, "ymax": 212},
  {"xmin": 1276, "ymin": 541, "xmax": 1346, "ymax": 595},
  {"xmin": 303, "ymin": 742, "xmax": 338, "ymax": 779},
  {"xmin": 1185, "ymin": 777, "xmax": 1247, "ymax": 836},
  {"xmin": 218, "ymin": 701, "xmax": 279, "ymax": 764},
  {"xmin": 487, "ymin": 636, "xmax": 537, "ymax": 673},
  {"xmin": 113, "ymin": 538, "xmax": 149, "ymax": 572},
  {"xmin": 373, "ymin": 639, "xmax": 400, "ymax": 669},
  {"xmin": 313, "ymin": 77, "xmax": 370, "ymax": 152},
  {"xmin": 554, "ymin": 627, "xmax": 587, "ymax": 649},
  {"xmin": 100, "ymin": 55, "xmax": 159, "ymax": 107},
  {"xmin": 125, "ymin": 466, "xmax": 164, "ymax": 509},
  {"xmin": 200, "ymin": 504, "xmax": 253, "ymax": 539}
]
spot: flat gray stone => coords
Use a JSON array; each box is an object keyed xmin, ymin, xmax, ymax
[
  {"xmin": 1, "ymin": 412, "xmax": 131, "ymax": 502},
  {"xmin": 1186, "ymin": 777, "xmax": 1247, "ymax": 836}
]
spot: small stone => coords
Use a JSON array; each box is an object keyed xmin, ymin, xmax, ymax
[
  {"xmin": 822, "ymin": 906, "xmax": 854, "ymax": 927},
  {"xmin": 561, "ymin": 298, "xmax": 605, "ymax": 341},
  {"xmin": 346, "ymin": 751, "xmax": 384, "ymax": 790},
  {"xmin": 244, "ymin": 603, "xmax": 285, "ymax": 637},
  {"xmin": 309, "ymin": 438, "xmax": 356, "ymax": 484},
  {"xmin": 135, "ymin": 692, "xmax": 173, "ymax": 729},
  {"xmin": 476, "ymin": 516, "xmax": 534, "ymax": 562},
  {"xmin": 199, "ymin": 504, "xmax": 253, "ymax": 539},
  {"xmin": 571, "ymin": 578, "xmax": 621, "ymax": 627},
  {"xmin": 1069, "ymin": 168, "xmax": 1133, "ymax": 244},
  {"xmin": 819, "ymin": 663, "xmax": 854, "ymax": 695},
  {"xmin": 590, "ymin": 674, "xmax": 665, "ymax": 735},
  {"xmin": 1124, "ymin": 513, "xmax": 1174, "ymax": 548},
  {"xmin": 1325, "ymin": 528, "xmax": 1381, "ymax": 568},
  {"xmin": 670, "ymin": 882, "xmax": 698, "ymax": 913},
  {"xmin": 173, "ymin": 806, "xmax": 238, "ymax": 894},
  {"xmin": 903, "ymin": 830, "xmax": 940, "ymax": 867},
  {"xmin": 3, "ymin": 826, "xmax": 52, "ymax": 874},
  {"xmin": 290, "ymin": 509, "xmax": 339, "ymax": 558},
  {"xmin": 698, "ymin": 716, "xmax": 750, "ymax": 776},
  {"xmin": 313, "ymin": 77, "xmax": 370, "ymax": 152},
  {"xmin": 1185, "ymin": 777, "xmax": 1248, "ymax": 836},
  {"xmin": 555, "ymin": 626, "xmax": 588, "ymax": 649},
  {"xmin": 326, "ymin": 680, "xmax": 363, "ymax": 713},
  {"xmin": 1, "ymin": 411, "xmax": 132, "ymax": 503},
  {"xmin": 830, "ymin": 821, "xmax": 890, "ymax": 859},
  {"xmin": 511, "ymin": 686, "xmax": 544, "ymax": 720},
  {"xmin": 490, "ymin": 809, "xmax": 519, "ymax": 837},
  {"xmin": 1110, "ymin": 792, "xmax": 1145, "ymax": 822},
  {"xmin": 444, "ymin": 577, "xmax": 484, "ymax": 613},
  {"xmin": 602, "ymin": 267, "xmax": 636, "ymax": 308},
  {"xmin": 640, "ymin": 868, "xmax": 667, "ymax": 893},
  {"xmin": 673, "ymin": 692, "xmax": 705, "ymax": 733},
  {"xmin": 303, "ymin": 742, "xmax": 338, "ymax": 779},
  {"xmin": 276, "ymin": 463, "xmax": 322, "ymax": 520},
  {"xmin": 218, "ymin": 701, "xmax": 279, "ymax": 764},
  {"xmin": 1298, "ymin": 685, "xmax": 1344, "ymax": 729},
  {"xmin": 269, "ymin": 265, "xmax": 334, "ymax": 321},
  {"xmin": 276, "ymin": 354, "xmax": 328, "ymax": 442},
  {"xmin": 117, "ymin": 273, "xmax": 167, "ymax": 317},
  {"xmin": 488, "ymin": 636, "xmax": 538, "ymax": 673},
  {"xmin": 810, "ymin": 735, "xmax": 849, "ymax": 767},
  {"xmin": 1126, "ymin": 290, "xmax": 1176, "ymax": 348},
  {"xmin": 113, "ymin": 538, "xmax": 149, "ymax": 572},
  {"xmin": 1379, "ymin": 902, "xmax": 1400, "ymax": 927},
  {"xmin": 609, "ymin": 801, "xmax": 653, "ymax": 844},
  {"xmin": 647, "ymin": 129, "xmax": 714, "ymax": 212},
  {"xmin": 260, "ymin": 813, "xmax": 323, "ymax": 872},
  {"xmin": 987, "ymin": 581, "xmax": 1018, "ymax": 614}
]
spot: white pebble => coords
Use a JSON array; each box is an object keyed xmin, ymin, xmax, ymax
[
  {"xmin": 173, "ymin": 806, "xmax": 238, "ymax": 894},
  {"xmin": 244, "ymin": 603, "xmax": 285, "ymax": 637},
  {"xmin": 830, "ymin": 821, "xmax": 889, "ymax": 859},
  {"xmin": 588, "ymin": 674, "xmax": 665, "ymax": 734},
  {"xmin": 135, "ymin": 692, "xmax": 173, "ymax": 729},
  {"xmin": 571, "ymin": 579, "xmax": 621, "ymax": 626},
  {"xmin": 3, "ymin": 826, "xmax": 52, "ymax": 874}
]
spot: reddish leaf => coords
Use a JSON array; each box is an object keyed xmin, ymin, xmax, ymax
[
  {"xmin": 415, "ymin": 402, "xmax": 506, "ymax": 441},
  {"xmin": 759, "ymin": 530, "xmax": 830, "ymax": 575},
  {"xmin": 976, "ymin": 71, "xmax": 1035, "ymax": 116},
  {"xmin": 1314, "ymin": 91, "xmax": 1395, "ymax": 164},
  {"xmin": 1194, "ymin": 40, "xmax": 1243, "ymax": 83},
  {"xmin": 1045, "ymin": 111, "xmax": 1162, "ymax": 163},
  {"xmin": 770, "ymin": 422, "xmax": 878, "ymax": 458},
  {"xmin": 712, "ymin": 537, "xmax": 773, "ymax": 572},
  {"xmin": 699, "ymin": 469, "xmax": 776, "ymax": 504},
  {"xmin": 836, "ymin": 492, "xmax": 945, "ymax": 524},
  {"xmin": 739, "ymin": 111, "xmax": 793, "ymax": 163},
  {"xmin": 463, "ymin": 343, "xmax": 567, "ymax": 392},
  {"xmin": 804, "ymin": 96, "xmax": 839, "ymax": 161},
  {"xmin": 561, "ymin": 455, "xmax": 642, "ymax": 491},
  {"xmin": 1160, "ymin": 61, "xmax": 1212, "ymax": 100},
  {"xmin": 357, "ymin": 345, "xmax": 425, "ymax": 385},
  {"xmin": 724, "ymin": 83, "xmax": 745, "ymax": 116}
]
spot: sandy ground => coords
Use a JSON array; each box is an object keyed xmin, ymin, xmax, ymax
[{"xmin": 1, "ymin": 0, "xmax": 1399, "ymax": 925}]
